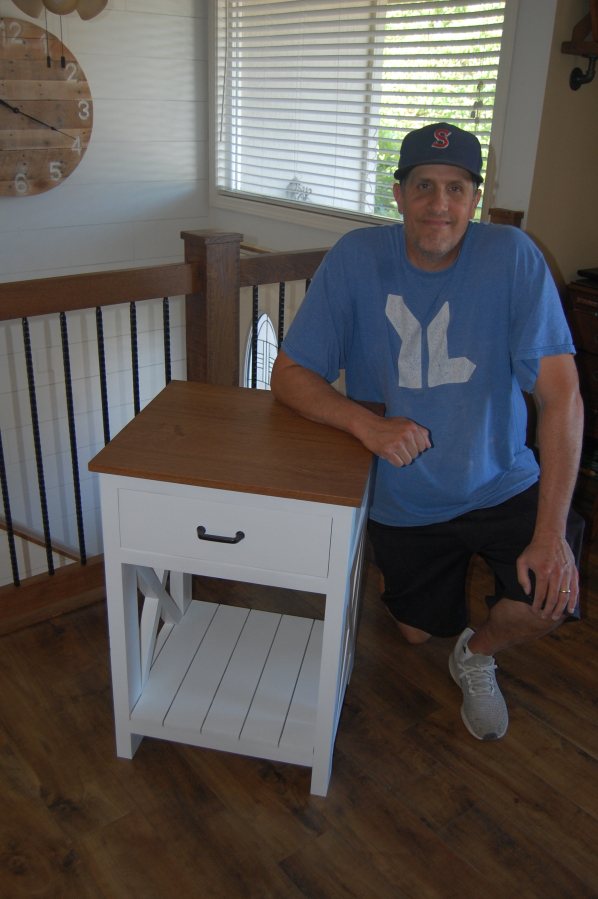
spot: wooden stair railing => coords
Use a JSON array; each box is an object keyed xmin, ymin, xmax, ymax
[
  {"xmin": 180, "ymin": 230, "xmax": 330, "ymax": 385},
  {"xmin": 0, "ymin": 213, "xmax": 524, "ymax": 634},
  {"xmin": 0, "ymin": 233, "xmax": 330, "ymax": 634},
  {"xmin": 0, "ymin": 515, "xmax": 80, "ymax": 562},
  {"xmin": 0, "ymin": 260, "xmax": 200, "ymax": 634}
]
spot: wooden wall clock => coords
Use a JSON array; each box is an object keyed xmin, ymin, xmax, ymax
[{"xmin": 0, "ymin": 16, "xmax": 93, "ymax": 197}]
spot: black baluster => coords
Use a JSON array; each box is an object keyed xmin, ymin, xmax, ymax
[
  {"xmin": 0, "ymin": 427, "xmax": 19, "ymax": 587},
  {"xmin": 60, "ymin": 311, "xmax": 86, "ymax": 566},
  {"xmin": 163, "ymin": 297, "xmax": 171, "ymax": 385},
  {"xmin": 130, "ymin": 301, "xmax": 140, "ymax": 416},
  {"xmin": 22, "ymin": 317, "xmax": 54, "ymax": 576},
  {"xmin": 252, "ymin": 285, "xmax": 258, "ymax": 389},
  {"xmin": 95, "ymin": 307, "xmax": 110, "ymax": 445},
  {"xmin": 278, "ymin": 282, "xmax": 285, "ymax": 350}
]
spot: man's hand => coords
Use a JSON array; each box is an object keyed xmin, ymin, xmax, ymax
[
  {"xmin": 516, "ymin": 354, "xmax": 584, "ymax": 622},
  {"xmin": 353, "ymin": 414, "xmax": 431, "ymax": 467},
  {"xmin": 516, "ymin": 532, "xmax": 578, "ymax": 620}
]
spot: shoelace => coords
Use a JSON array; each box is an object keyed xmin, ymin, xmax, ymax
[{"xmin": 458, "ymin": 658, "xmax": 497, "ymax": 695}]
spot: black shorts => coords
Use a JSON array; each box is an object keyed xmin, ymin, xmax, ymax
[{"xmin": 367, "ymin": 483, "xmax": 584, "ymax": 638}]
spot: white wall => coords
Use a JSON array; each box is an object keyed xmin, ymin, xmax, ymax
[
  {"xmin": 0, "ymin": 0, "xmax": 208, "ymax": 280},
  {"xmin": 490, "ymin": 0, "xmax": 559, "ymax": 218},
  {"xmin": 0, "ymin": 0, "xmax": 209, "ymax": 585},
  {"xmin": 526, "ymin": 0, "xmax": 598, "ymax": 289}
]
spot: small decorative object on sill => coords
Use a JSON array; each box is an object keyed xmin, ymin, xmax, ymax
[
  {"xmin": 561, "ymin": 0, "xmax": 598, "ymax": 90},
  {"xmin": 286, "ymin": 177, "xmax": 312, "ymax": 204},
  {"xmin": 12, "ymin": 0, "xmax": 107, "ymax": 19}
]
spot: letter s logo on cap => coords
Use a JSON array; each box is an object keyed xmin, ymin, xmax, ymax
[{"xmin": 432, "ymin": 129, "xmax": 451, "ymax": 149}]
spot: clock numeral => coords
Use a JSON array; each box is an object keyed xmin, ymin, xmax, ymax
[
  {"xmin": 66, "ymin": 63, "xmax": 78, "ymax": 82},
  {"xmin": 72, "ymin": 135, "xmax": 82, "ymax": 155},
  {"xmin": 78, "ymin": 100, "xmax": 90, "ymax": 121},
  {"xmin": 49, "ymin": 162, "xmax": 62, "ymax": 182},
  {"xmin": 1, "ymin": 19, "xmax": 25, "ymax": 46},
  {"xmin": 9, "ymin": 21, "xmax": 24, "ymax": 45},
  {"xmin": 15, "ymin": 173, "xmax": 28, "ymax": 195}
]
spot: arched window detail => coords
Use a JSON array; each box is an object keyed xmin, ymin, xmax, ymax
[{"xmin": 244, "ymin": 313, "xmax": 278, "ymax": 389}]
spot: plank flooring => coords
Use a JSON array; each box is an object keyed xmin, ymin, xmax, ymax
[{"xmin": 2, "ymin": 531, "xmax": 598, "ymax": 897}]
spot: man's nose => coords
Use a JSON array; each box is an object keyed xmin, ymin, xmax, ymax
[{"xmin": 426, "ymin": 187, "xmax": 448, "ymax": 213}]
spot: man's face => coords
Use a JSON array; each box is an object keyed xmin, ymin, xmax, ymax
[{"xmin": 393, "ymin": 165, "xmax": 482, "ymax": 271}]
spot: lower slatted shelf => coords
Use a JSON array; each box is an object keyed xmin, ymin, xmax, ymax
[{"xmin": 130, "ymin": 600, "xmax": 323, "ymax": 766}]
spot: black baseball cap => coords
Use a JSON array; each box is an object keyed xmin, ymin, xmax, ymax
[{"xmin": 394, "ymin": 122, "xmax": 483, "ymax": 184}]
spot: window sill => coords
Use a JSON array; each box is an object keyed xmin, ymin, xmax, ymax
[{"xmin": 210, "ymin": 188, "xmax": 401, "ymax": 237}]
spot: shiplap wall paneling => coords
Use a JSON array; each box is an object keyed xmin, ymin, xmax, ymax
[{"xmin": 0, "ymin": 1, "xmax": 208, "ymax": 584}]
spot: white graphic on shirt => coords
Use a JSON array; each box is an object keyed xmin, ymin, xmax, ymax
[
  {"xmin": 385, "ymin": 294, "xmax": 422, "ymax": 388},
  {"xmin": 427, "ymin": 302, "xmax": 476, "ymax": 387},
  {"xmin": 386, "ymin": 295, "xmax": 476, "ymax": 388}
]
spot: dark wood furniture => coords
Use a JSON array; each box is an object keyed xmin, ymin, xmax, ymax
[
  {"xmin": 566, "ymin": 281, "xmax": 598, "ymax": 439},
  {"xmin": 565, "ymin": 281, "xmax": 598, "ymax": 540},
  {"xmin": 488, "ymin": 208, "xmax": 524, "ymax": 227}
]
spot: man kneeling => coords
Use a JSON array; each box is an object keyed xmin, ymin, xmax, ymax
[{"xmin": 271, "ymin": 122, "xmax": 584, "ymax": 741}]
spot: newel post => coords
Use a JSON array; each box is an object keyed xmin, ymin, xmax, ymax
[{"xmin": 181, "ymin": 230, "xmax": 243, "ymax": 385}]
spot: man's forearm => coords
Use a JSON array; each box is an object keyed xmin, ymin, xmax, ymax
[
  {"xmin": 270, "ymin": 351, "xmax": 431, "ymax": 466},
  {"xmin": 534, "ymin": 389, "xmax": 584, "ymax": 537},
  {"xmin": 270, "ymin": 354, "xmax": 376, "ymax": 438}
]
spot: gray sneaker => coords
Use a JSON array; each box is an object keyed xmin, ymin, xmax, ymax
[{"xmin": 449, "ymin": 627, "xmax": 508, "ymax": 741}]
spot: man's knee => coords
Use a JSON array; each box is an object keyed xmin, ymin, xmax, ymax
[
  {"xmin": 490, "ymin": 596, "xmax": 566, "ymax": 632},
  {"xmin": 395, "ymin": 620, "xmax": 432, "ymax": 644}
]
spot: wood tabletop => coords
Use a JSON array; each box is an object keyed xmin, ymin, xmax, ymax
[{"xmin": 88, "ymin": 381, "xmax": 375, "ymax": 507}]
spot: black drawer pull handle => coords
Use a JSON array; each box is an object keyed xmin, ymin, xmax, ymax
[{"xmin": 197, "ymin": 526, "xmax": 245, "ymax": 544}]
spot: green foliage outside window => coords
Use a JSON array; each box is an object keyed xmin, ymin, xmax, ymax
[{"xmin": 373, "ymin": 3, "xmax": 505, "ymax": 221}]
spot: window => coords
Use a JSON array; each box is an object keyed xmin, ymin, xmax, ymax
[{"xmin": 217, "ymin": 0, "xmax": 507, "ymax": 222}]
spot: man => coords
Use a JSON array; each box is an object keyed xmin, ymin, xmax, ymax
[{"xmin": 270, "ymin": 121, "xmax": 584, "ymax": 742}]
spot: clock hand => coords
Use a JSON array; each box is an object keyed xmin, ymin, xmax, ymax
[{"xmin": 0, "ymin": 98, "xmax": 72, "ymax": 138}]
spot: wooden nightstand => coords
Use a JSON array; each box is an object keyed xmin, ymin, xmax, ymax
[
  {"xmin": 566, "ymin": 281, "xmax": 598, "ymax": 438},
  {"xmin": 89, "ymin": 381, "xmax": 375, "ymax": 796},
  {"xmin": 566, "ymin": 282, "xmax": 598, "ymax": 539}
]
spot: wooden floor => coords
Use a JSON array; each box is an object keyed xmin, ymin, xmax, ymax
[{"xmin": 2, "ymin": 535, "xmax": 598, "ymax": 898}]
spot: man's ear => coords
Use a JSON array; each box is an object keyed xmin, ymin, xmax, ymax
[
  {"xmin": 393, "ymin": 181, "xmax": 404, "ymax": 215},
  {"xmin": 471, "ymin": 187, "xmax": 482, "ymax": 218}
]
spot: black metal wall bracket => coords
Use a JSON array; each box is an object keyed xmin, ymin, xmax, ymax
[
  {"xmin": 570, "ymin": 55, "xmax": 597, "ymax": 90},
  {"xmin": 561, "ymin": 4, "xmax": 598, "ymax": 90}
]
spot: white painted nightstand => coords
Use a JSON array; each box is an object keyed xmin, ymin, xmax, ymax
[{"xmin": 89, "ymin": 381, "xmax": 375, "ymax": 796}]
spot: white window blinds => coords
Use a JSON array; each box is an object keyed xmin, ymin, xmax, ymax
[{"xmin": 217, "ymin": 0, "xmax": 506, "ymax": 220}]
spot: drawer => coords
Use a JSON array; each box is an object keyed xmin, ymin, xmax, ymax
[
  {"xmin": 568, "ymin": 308, "xmax": 598, "ymax": 356},
  {"xmin": 575, "ymin": 350, "xmax": 598, "ymax": 413},
  {"xmin": 569, "ymin": 288, "xmax": 598, "ymax": 316},
  {"xmin": 118, "ymin": 488, "xmax": 332, "ymax": 577}
]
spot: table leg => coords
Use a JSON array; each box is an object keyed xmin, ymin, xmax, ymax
[
  {"xmin": 310, "ymin": 579, "xmax": 348, "ymax": 795},
  {"xmin": 105, "ymin": 559, "xmax": 144, "ymax": 759},
  {"xmin": 310, "ymin": 513, "xmax": 366, "ymax": 796}
]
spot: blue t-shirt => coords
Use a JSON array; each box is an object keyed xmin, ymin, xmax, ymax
[{"xmin": 282, "ymin": 221, "xmax": 575, "ymax": 526}]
